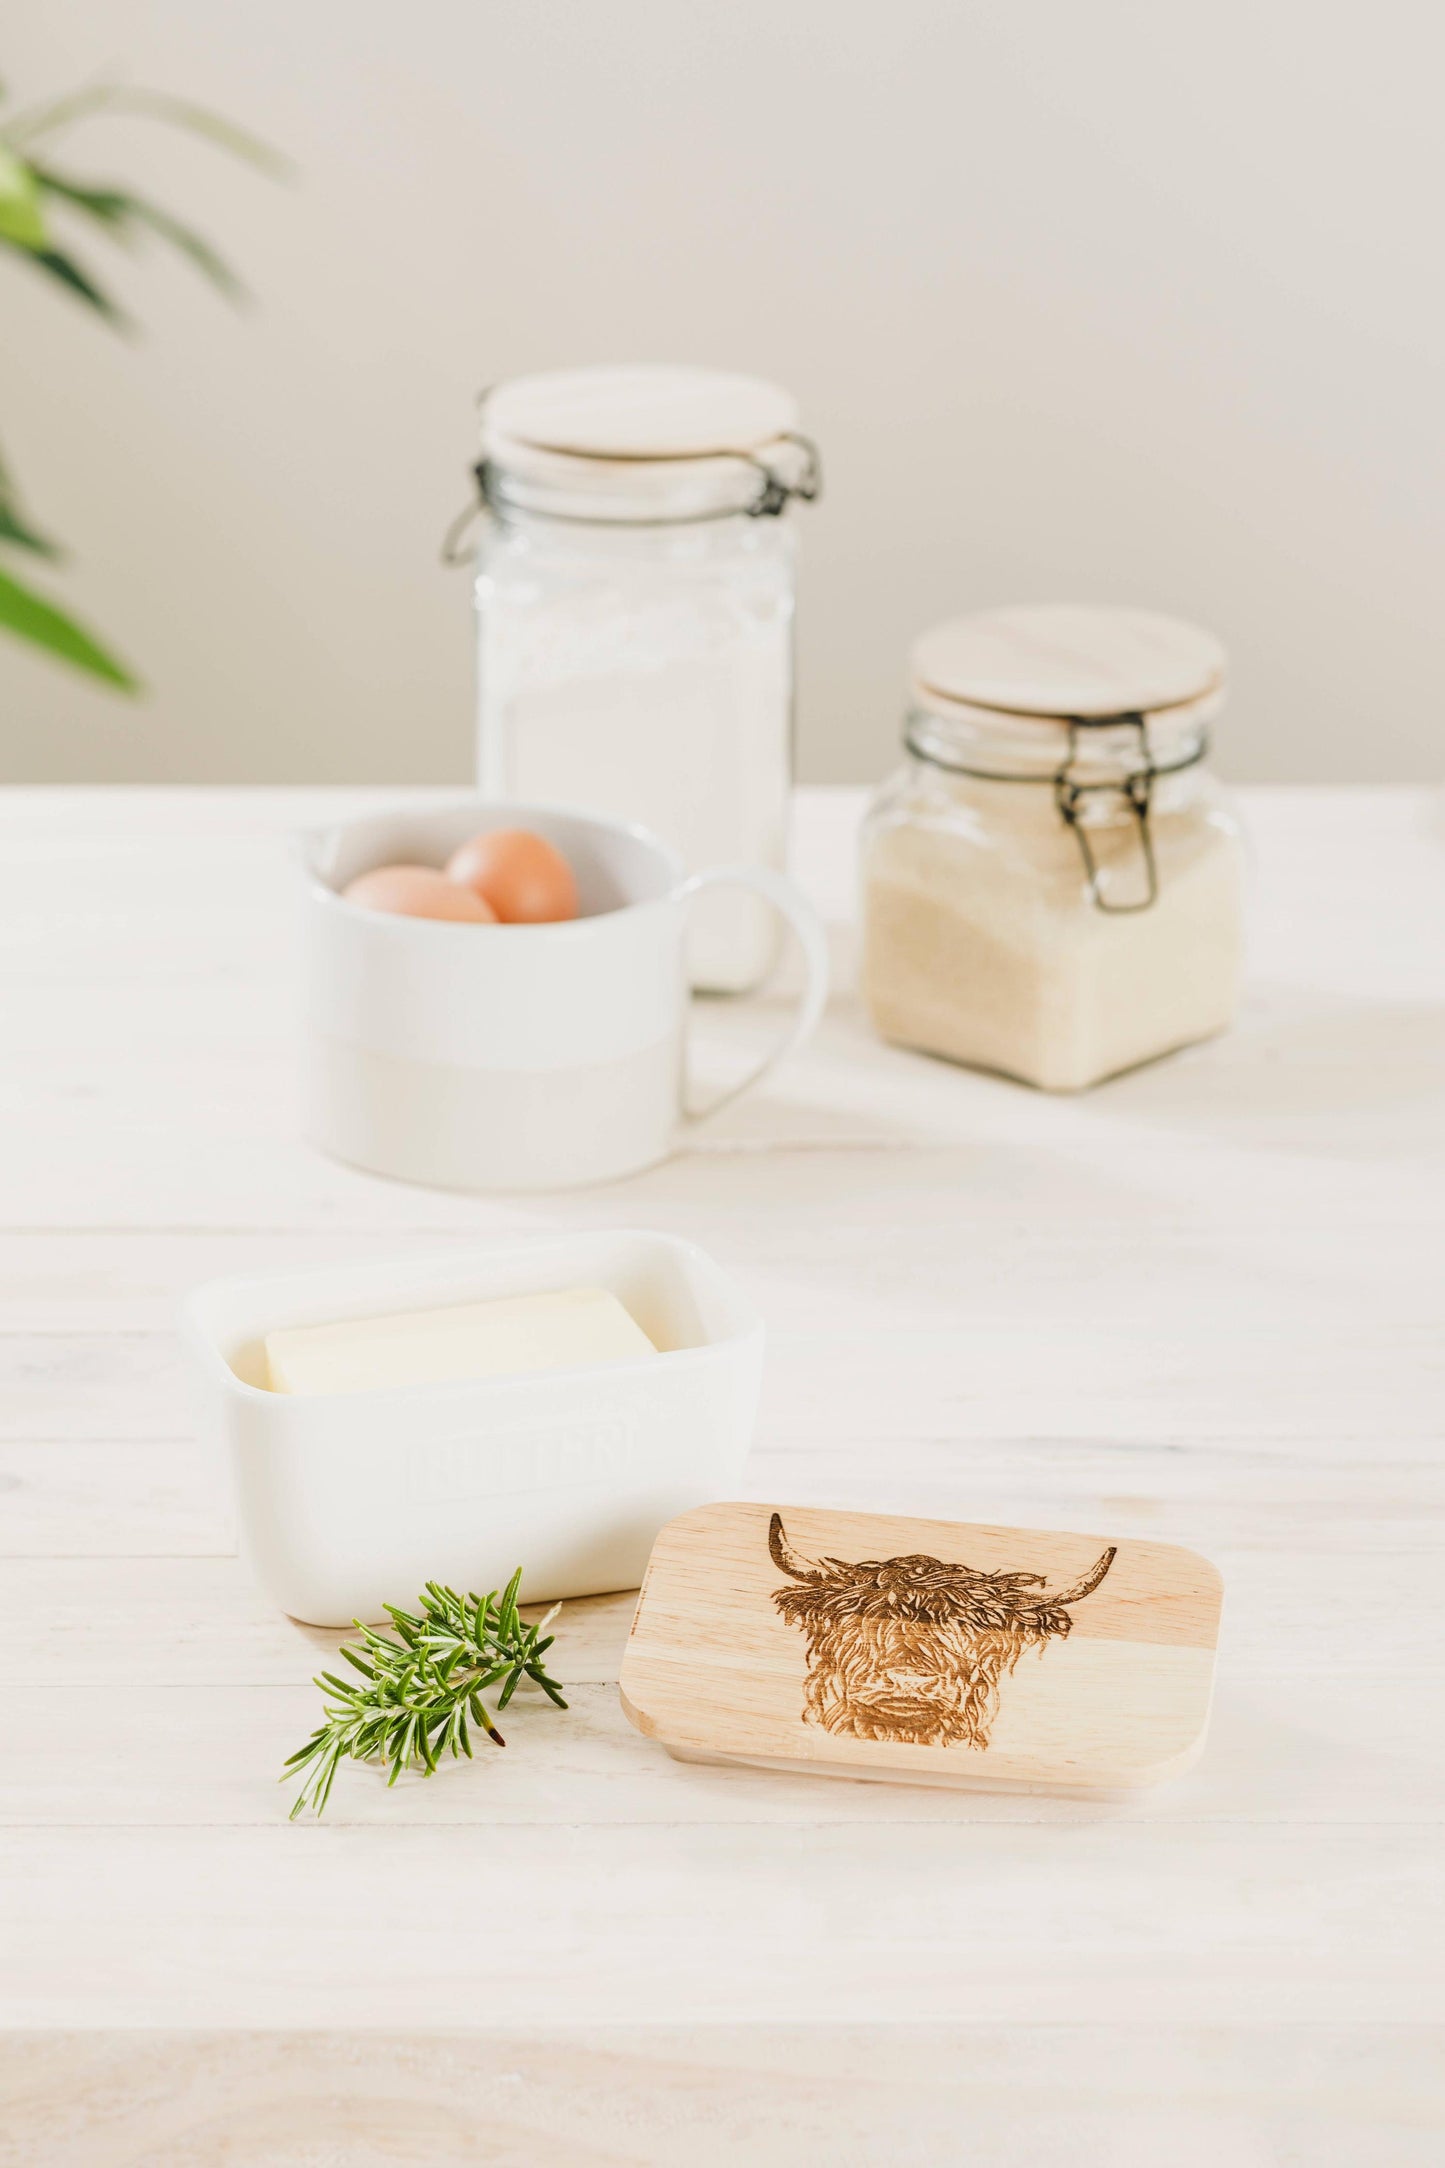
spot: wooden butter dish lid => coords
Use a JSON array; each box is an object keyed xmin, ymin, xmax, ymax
[{"xmin": 620, "ymin": 1503, "xmax": 1223, "ymax": 1795}]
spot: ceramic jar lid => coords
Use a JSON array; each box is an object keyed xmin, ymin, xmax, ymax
[
  {"xmin": 483, "ymin": 366, "xmax": 799, "ymax": 464},
  {"xmin": 911, "ymin": 605, "xmax": 1228, "ymax": 727},
  {"xmin": 621, "ymin": 1502, "xmax": 1224, "ymax": 1794}
]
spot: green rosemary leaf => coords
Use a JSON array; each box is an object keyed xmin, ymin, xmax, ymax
[
  {"xmin": 281, "ymin": 1732, "xmax": 326, "ymax": 1773},
  {"xmin": 387, "ymin": 1717, "xmax": 415, "ymax": 1784},
  {"xmin": 285, "ymin": 1572, "xmax": 560, "ymax": 1816},
  {"xmin": 467, "ymin": 1689, "xmax": 506, "ymax": 1747},
  {"xmin": 313, "ymin": 1749, "xmax": 344, "ymax": 1818}
]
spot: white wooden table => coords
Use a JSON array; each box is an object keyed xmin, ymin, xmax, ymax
[{"xmin": 2, "ymin": 785, "xmax": 1442, "ymax": 2167}]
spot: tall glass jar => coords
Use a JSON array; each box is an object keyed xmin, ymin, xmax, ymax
[
  {"xmin": 467, "ymin": 367, "xmax": 819, "ymax": 992},
  {"xmin": 860, "ymin": 606, "xmax": 1245, "ymax": 1091}
]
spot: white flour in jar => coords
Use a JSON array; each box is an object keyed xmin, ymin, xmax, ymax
[
  {"xmin": 472, "ymin": 366, "xmax": 814, "ymax": 995},
  {"xmin": 481, "ymin": 569, "xmax": 793, "ymax": 990},
  {"xmin": 861, "ymin": 781, "xmax": 1244, "ymax": 1091}
]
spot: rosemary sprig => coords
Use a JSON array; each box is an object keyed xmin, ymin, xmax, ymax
[{"xmin": 283, "ymin": 1570, "xmax": 567, "ymax": 1819}]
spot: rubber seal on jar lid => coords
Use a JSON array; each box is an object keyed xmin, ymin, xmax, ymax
[
  {"xmin": 910, "ymin": 605, "xmax": 1228, "ymax": 722},
  {"xmin": 483, "ymin": 366, "xmax": 799, "ymax": 463}
]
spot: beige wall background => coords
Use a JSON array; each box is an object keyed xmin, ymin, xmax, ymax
[{"xmin": 2, "ymin": 1, "xmax": 1441, "ymax": 786}]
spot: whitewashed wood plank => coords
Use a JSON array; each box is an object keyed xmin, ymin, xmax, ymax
[
  {"xmin": 1, "ymin": 802, "xmax": 1441, "ymax": 1207},
  {"xmin": 2, "ymin": 2022, "xmax": 1441, "ymax": 2168},
  {"xmin": 3, "ymin": 1211, "xmax": 1441, "ymax": 1334},
  {"xmin": 2, "ymin": 1670, "xmax": 1439, "ymax": 1831},
  {"xmin": 2, "ymin": 1822, "xmax": 1440, "ymax": 2027},
  {"xmin": 5, "ymin": 1303, "xmax": 1438, "ymax": 1445},
  {"xmin": 9, "ymin": 779, "xmax": 1417, "ymax": 840},
  {"xmin": 0, "ymin": 1333, "xmax": 189, "ymax": 1440},
  {"xmin": 0, "ymin": 1089, "xmax": 1438, "ymax": 1229},
  {"xmin": 0, "ymin": 781, "xmax": 1438, "ymax": 973},
  {"xmin": 6, "ymin": 1554, "xmax": 1441, "ymax": 1687},
  {"xmin": 6, "ymin": 1436, "xmax": 1441, "ymax": 1559},
  {"xmin": 750, "ymin": 1447, "xmax": 1445, "ymax": 1557},
  {"xmin": 0, "ymin": 786, "xmax": 455, "ymax": 835},
  {"xmin": 0, "ymin": 1440, "xmax": 226, "ymax": 1555},
  {"xmin": 1, "ymin": 785, "xmax": 1442, "ymax": 2054},
  {"xmin": 0, "ymin": 1562, "xmax": 632, "ymax": 1686},
  {"xmin": 0, "ymin": 1229, "xmax": 556, "ymax": 1332}
]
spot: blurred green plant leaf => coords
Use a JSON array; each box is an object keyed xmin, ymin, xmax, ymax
[
  {"xmin": 3, "ymin": 83, "xmax": 292, "ymax": 178},
  {"xmin": 34, "ymin": 168, "xmax": 245, "ymax": 300},
  {"xmin": 0, "ymin": 140, "xmax": 47, "ymax": 247},
  {"xmin": 0, "ymin": 562, "xmax": 138, "ymax": 689},
  {"xmin": 17, "ymin": 240, "xmax": 129, "ymax": 326},
  {"xmin": 0, "ymin": 75, "xmax": 285, "ymax": 695},
  {"xmin": 0, "ymin": 444, "xmax": 58, "ymax": 557},
  {"xmin": 0, "ymin": 501, "xmax": 55, "ymax": 553}
]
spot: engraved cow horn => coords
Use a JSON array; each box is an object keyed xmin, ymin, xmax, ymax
[
  {"xmin": 1045, "ymin": 1547, "xmax": 1117, "ymax": 1605},
  {"xmin": 768, "ymin": 1512, "xmax": 823, "ymax": 1581}
]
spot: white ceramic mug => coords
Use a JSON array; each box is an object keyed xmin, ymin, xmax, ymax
[{"xmin": 302, "ymin": 800, "xmax": 829, "ymax": 1191}]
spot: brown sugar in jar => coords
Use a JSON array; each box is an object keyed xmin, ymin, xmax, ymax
[{"xmin": 860, "ymin": 606, "xmax": 1245, "ymax": 1092}]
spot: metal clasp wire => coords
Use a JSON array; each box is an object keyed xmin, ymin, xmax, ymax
[
  {"xmin": 440, "ymin": 427, "xmax": 824, "ymax": 558},
  {"xmin": 1052, "ymin": 713, "xmax": 1159, "ymax": 913},
  {"xmin": 741, "ymin": 432, "xmax": 823, "ymax": 517},
  {"xmin": 440, "ymin": 469, "xmax": 491, "ymax": 566}
]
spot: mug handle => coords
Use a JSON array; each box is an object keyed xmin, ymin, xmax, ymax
[{"xmin": 678, "ymin": 865, "xmax": 830, "ymax": 1127}]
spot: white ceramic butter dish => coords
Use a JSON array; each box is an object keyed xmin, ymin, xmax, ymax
[{"xmin": 183, "ymin": 1231, "xmax": 764, "ymax": 1626}]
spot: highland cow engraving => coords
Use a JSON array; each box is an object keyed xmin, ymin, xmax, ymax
[{"xmin": 768, "ymin": 1513, "xmax": 1117, "ymax": 1751}]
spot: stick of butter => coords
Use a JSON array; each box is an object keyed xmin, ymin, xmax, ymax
[{"xmin": 265, "ymin": 1286, "xmax": 656, "ymax": 1397}]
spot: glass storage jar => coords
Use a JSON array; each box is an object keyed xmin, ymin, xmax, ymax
[
  {"xmin": 465, "ymin": 366, "xmax": 819, "ymax": 992},
  {"xmin": 860, "ymin": 606, "xmax": 1244, "ymax": 1091}
]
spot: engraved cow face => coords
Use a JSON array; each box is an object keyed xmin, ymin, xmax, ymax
[{"xmin": 768, "ymin": 1513, "xmax": 1116, "ymax": 1751}]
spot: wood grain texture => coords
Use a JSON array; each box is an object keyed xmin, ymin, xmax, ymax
[
  {"xmin": 1, "ymin": 785, "xmax": 1442, "ymax": 2158},
  {"xmin": 910, "ymin": 605, "xmax": 1226, "ymax": 716},
  {"xmin": 4, "ymin": 1821, "xmax": 1442, "ymax": 2027},
  {"xmin": 4, "ymin": 2027, "xmax": 1442, "ymax": 2168},
  {"xmin": 621, "ymin": 1501, "xmax": 1221, "ymax": 1790}
]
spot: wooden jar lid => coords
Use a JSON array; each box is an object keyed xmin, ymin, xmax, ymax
[
  {"xmin": 484, "ymin": 366, "xmax": 798, "ymax": 462},
  {"xmin": 620, "ymin": 1502, "xmax": 1223, "ymax": 1794},
  {"xmin": 911, "ymin": 605, "xmax": 1227, "ymax": 723}
]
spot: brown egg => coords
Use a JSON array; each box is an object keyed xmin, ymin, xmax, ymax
[
  {"xmin": 445, "ymin": 829, "xmax": 580, "ymax": 924},
  {"xmin": 341, "ymin": 864, "xmax": 498, "ymax": 922}
]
